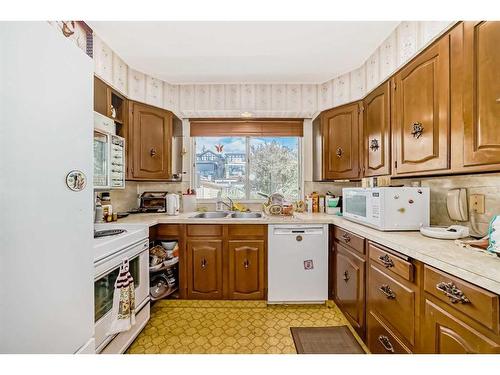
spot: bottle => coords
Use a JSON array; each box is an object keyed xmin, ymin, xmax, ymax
[
  {"xmin": 95, "ymin": 197, "xmax": 104, "ymax": 223},
  {"xmin": 311, "ymin": 192, "xmax": 320, "ymax": 213}
]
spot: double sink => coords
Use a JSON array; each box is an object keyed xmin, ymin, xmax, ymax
[{"xmin": 190, "ymin": 211, "xmax": 263, "ymax": 219}]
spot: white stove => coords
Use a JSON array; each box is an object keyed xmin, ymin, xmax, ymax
[
  {"xmin": 93, "ymin": 223, "xmax": 150, "ymax": 354},
  {"xmin": 93, "ymin": 223, "xmax": 148, "ymax": 263}
]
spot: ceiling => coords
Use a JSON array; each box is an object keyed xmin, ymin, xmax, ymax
[{"xmin": 89, "ymin": 21, "xmax": 399, "ymax": 84}]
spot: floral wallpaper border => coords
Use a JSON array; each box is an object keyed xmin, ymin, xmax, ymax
[{"xmin": 91, "ymin": 21, "xmax": 454, "ymax": 118}]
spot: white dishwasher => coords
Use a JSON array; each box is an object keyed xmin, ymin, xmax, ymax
[{"xmin": 268, "ymin": 224, "xmax": 328, "ymax": 304}]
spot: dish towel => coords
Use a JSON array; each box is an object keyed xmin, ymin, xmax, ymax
[
  {"xmin": 487, "ymin": 215, "xmax": 500, "ymax": 253},
  {"xmin": 107, "ymin": 259, "xmax": 136, "ymax": 335}
]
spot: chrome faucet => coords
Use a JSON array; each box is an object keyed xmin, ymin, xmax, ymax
[{"xmin": 216, "ymin": 196, "xmax": 235, "ymax": 211}]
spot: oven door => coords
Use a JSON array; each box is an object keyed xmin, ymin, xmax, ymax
[{"xmin": 94, "ymin": 239, "xmax": 149, "ymax": 351}]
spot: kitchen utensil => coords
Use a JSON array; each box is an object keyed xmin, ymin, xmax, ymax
[{"xmin": 420, "ymin": 225, "xmax": 470, "ymax": 240}]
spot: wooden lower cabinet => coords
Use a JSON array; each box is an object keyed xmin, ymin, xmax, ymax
[
  {"xmin": 186, "ymin": 240, "xmax": 223, "ymax": 299},
  {"xmin": 422, "ymin": 299, "xmax": 500, "ymax": 354},
  {"xmin": 228, "ymin": 240, "xmax": 265, "ymax": 299},
  {"xmin": 185, "ymin": 225, "xmax": 267, "ymax": 300},
  {"xmin": 333, "ymin": 242, "xmax": 366, "ymax": 338},
  {"xmin": 367, "ymin": 311, "xmax": 411, "ymax": 354}
]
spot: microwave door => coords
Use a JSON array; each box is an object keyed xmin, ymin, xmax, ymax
[
  {"xmin": 345, "ymin": 192, "xmax": 368, "ymax": 219},
  {"xmin": 93, "ymin": 130, "xmax": 110, "ymax": 189}
]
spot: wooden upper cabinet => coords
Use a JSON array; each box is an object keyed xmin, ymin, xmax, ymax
[
  {"xmin": 94, "ymin": 76, "xmax": 111, "ymax": 117},
  {"xmin": 462, "ymin": 21, "xmax": 500, "ymax": 169},
  {"xmin": 228, "ymin": 240, "xmax": 266, "ymax": 300},
  {"xmin": 322, "ymin": 102, "xmax": 361, "ymax": 180},
  {"xmin": 363, "ymin": 81, "xmax": 391, "ymax": 176},
  {"xmin": 130, "ymin": 101, "xmax": 172, "ymax": 180},
  {"xmin": 186, "ymin": 240, "xmax": 223, "ymax": 299},
  {"xmin": 393, "ymin": 35, "xmax": 450, "ymax": 175}
]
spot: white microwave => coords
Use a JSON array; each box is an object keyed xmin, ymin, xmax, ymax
[{"xmin": 342, "ymin": 187, "xmax": 430, "ymax": 231}]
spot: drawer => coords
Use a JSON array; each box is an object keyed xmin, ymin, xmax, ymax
[
  {"xmin": 186, "ymin": 224, "xmax": 223, "ymax": 237},
  {"xmin": 369, "ymin": 242, "xmax": 413, "ymax": 282},
  {"xmin": 367, "ymin": 311, "xmax": 411, "ymax": 354},
  {"xmin": 227, "ymin": 224, "xmax": 267, "ymax": 238},
  {"xmin": 156, "ymin": 224, "xmax": 183, "ymax": 238},
  {"xmin": 424, "ymin": 265, "xmax": 500, "ymax": 333},
  {"xmin": 334, "ymin": 226, "xmax": 365, "ymax": 254},
  {"xmin": 368, "ymin": 264, "xmax": 416, "ymax": 345}
]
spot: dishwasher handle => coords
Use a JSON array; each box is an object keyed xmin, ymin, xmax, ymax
[{"xmin": 272, "ymin": 226, "xmax": 325, "ymax": 236}]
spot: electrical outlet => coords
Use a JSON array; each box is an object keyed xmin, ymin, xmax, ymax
[{"xmin": 469, "ymin": 194, "xmax": 485, "ymax": 214}]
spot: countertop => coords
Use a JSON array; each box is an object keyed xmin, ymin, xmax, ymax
[{"xmin": 111, "ymin": 212, "xmax": 500, "ymax": 294}]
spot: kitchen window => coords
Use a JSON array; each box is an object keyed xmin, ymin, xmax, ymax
[{"xmin": 193, "ymin": 136, "xmax": 302, "ymax": 201}]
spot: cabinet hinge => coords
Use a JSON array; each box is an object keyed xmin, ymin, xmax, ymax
[
  {"xmin": 394, "ymin": 161, "xmax": 397, "ymax": 169},
  {"xmin": 392, "ymin": 81, "xmax": 397, "ymax": 90}
]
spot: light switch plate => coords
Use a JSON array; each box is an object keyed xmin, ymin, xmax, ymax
[{"xmin": 469, "ymin": 194, "xmax": 485, "ymax": 214}]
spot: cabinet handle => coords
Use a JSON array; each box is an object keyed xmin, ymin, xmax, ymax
[
  {"xmin": 200, "ymin": 258, "xmax": 207, "ymax": 269},
  {"xmin": 342, "ymin": 233, "xmax": 351, "ymax": 243},
  {"xmin": 243, "ymin": 259, "xmax": 250, "ymax": 270},
  {"xmin": 343, "ymin": 270, "xmax": 350, "ymax": 282},
  {"xmin": 378, "ymin": 254, "xmax": 394, "ymax": 268},
  {"xmin": 150, "ymin": 148, "xmax": 157, "ymax": 157},
  {"xmin": 370, "ymin": 139, "xmax": 380, "ymax": 152},
  {"xmin": 379, "ymin": 284, "xmax": 396, "ymax": 299},
  {"xmin": 436, "ymin": 281, "xmax": 470, "ymax": 304},
  {"xmin": 336, "ymin": 147, "xmax": 343, "ymax": 158},
  {"xmin": 378, "ymin": 335, "xmax": 395, "ymax": 353},
  {"xmin": 411, "ymin": 122, "xmax": 424, "ymax": 139}
]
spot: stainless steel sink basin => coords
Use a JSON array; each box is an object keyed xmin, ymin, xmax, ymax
[
  {"xmin": 190, "ymin": 211, "xmax": 264, "ymax": 219},
  {"xmin": 191, "ymin": 211, "xmax": 229, "ymax": 219},
  {"xmin": 230, "ymin": 212, "xmax": 263, "ymax": 219}
]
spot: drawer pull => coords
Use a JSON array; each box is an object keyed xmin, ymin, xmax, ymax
[
  {"xmin": 342, "ymin": 233, "xmax": 351, "ymax": 243},
  {"xmin": 243, "ymin": 259, "xmax": 250, "ymax": 270},
  {"xmin": 378, "ymin": 254, "xmax": 394, "ymax": 268},
  {"xmin": 378, "ymin": 335, "xmax": 395, "ymax": 353},
  {"xmin": 379, "ymin": 284, "xmax": 396, "ymax": 299},
  {"xmin": 201, "ymin": 258, "xmax": 207, "ymax": 269},
  {"xmin": 150, "ymin": 147, "xmax": 157, "ymax": 157},
  {"xmin": 343, "ymin": 270, "xmax": 350, "ymax": 282},
  {"xmin": 336, "ymin": 147, "xmax": 343, "ymax": 158},
  {"xmin": 436, "ymin": 281, "xmax": 470, "ymax": 304}
]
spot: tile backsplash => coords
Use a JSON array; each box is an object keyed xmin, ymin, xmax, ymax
[{"xmin": 305, "ymin": 173, "xmax": 500, "ymax": 237}]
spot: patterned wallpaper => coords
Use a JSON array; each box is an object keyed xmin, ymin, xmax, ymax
[{"xmin": 93, "ymin": 21, "xmax": 454, "ymax": 118}]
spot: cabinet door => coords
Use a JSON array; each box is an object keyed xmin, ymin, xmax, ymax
[
  {"xmin": 422, "ymin": 299, "xmax": 500, "ymax": 354},
  {"xmin": 130, "ymin": 102, "xmax": 172, "ymax": 180},
  {"xmin": 363, "ymin": 81, "xmax": 391, "ymax": 176},
  {"xmin": 228, "ymin": 240, "xmax": 265, "ymax": 300},
  {"xmin": 322, "ymin": 102, "xmax": 361, "ymax": 180},
  {"xmin": 334, "ymin": 243, "xmax": 365, "ymax": 338},
  {"xmin": 186, "ymin": 240, "xmax": 223, "ymax": 299},
  {"xmin": 94, "ymin": 76, "xmax": 111, "ymax": 117},
  {"xmin": 463, "ymin": 21, "xmax": 500, "ymax": 168},
  {"xmin": 393, "ymin": 36, "xmax": 450, "ymax": 175}
]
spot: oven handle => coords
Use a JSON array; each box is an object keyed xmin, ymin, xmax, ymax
[{"xmin": 94, "ymin": 240, "xmax": 148, "ymax": 279}]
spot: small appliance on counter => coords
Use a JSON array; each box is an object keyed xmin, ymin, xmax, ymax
[
  {"xmin": 166, "ymin": 193, "xmax": 180, "ymax": 216},
  {"xmin": 342, "ymin": 187, "xmax": 430, "ymax": 231},
  {"xmin": 136, "ymin": 192, "xmax": 168, "ymax": 213}
]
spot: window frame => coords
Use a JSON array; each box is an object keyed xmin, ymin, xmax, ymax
[{"xmin": 191, "ymin": 136, "xmax": 303, "ymax": 203}]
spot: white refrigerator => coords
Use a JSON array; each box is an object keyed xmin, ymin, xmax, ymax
[{"xmin": 0, "ymin": 22, "xmax": 94, "ymax": 353}]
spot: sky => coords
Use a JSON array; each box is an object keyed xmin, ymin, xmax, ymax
[{"xmin": 196, "ymin": 136, "xmax": 298, "ymax": 154}]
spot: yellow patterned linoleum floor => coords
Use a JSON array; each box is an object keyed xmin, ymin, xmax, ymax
[{"xmin": 127, "ymin": 300, "xmax": 367, "ymax": 354}]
